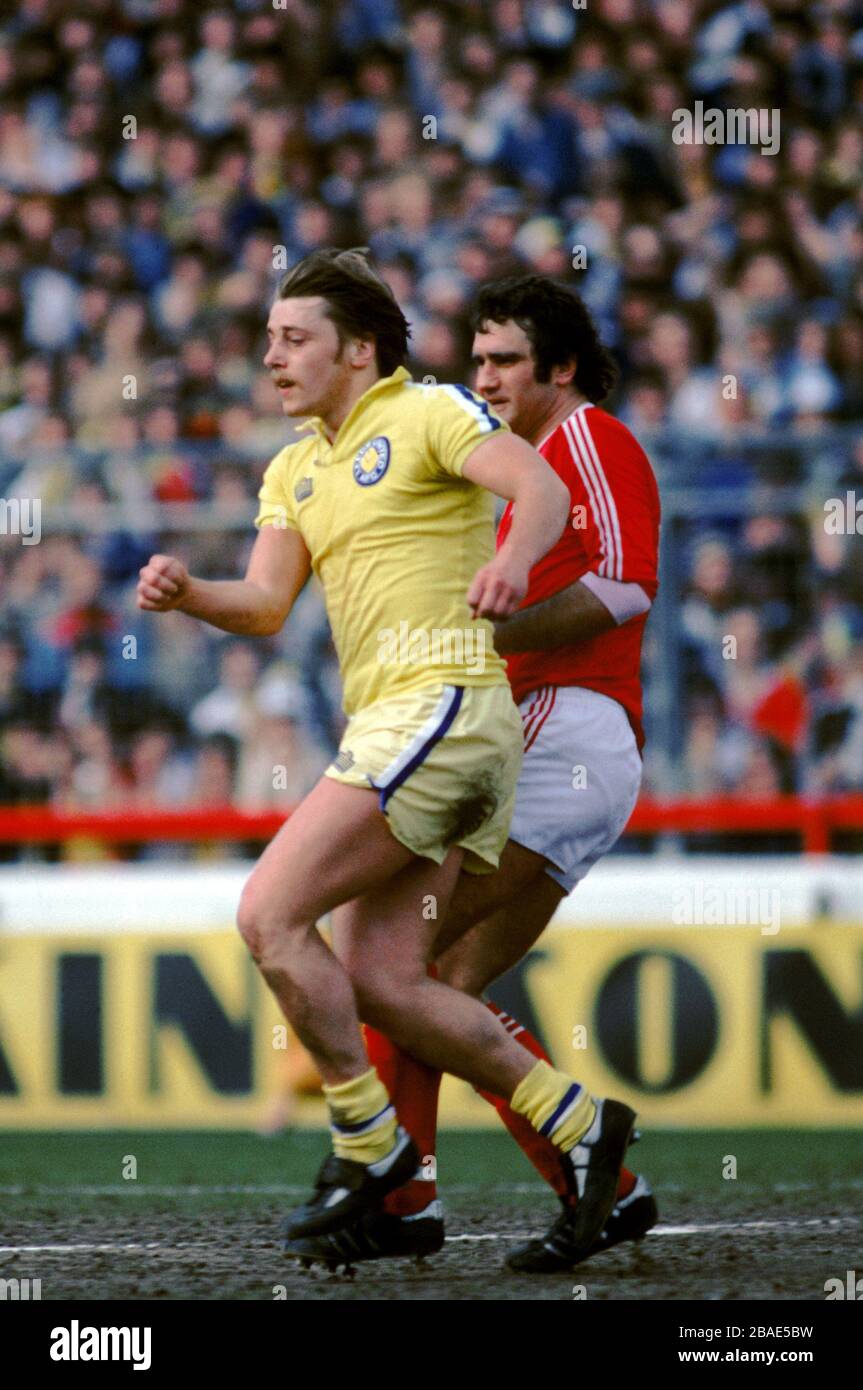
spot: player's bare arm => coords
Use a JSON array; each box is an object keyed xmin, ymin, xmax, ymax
[
  {"xmin": 491, "ymin": 579, "xmax": 614, "ymax": 652},
  {"xmin": 494, "ymin": 573, "xmax": 653, "ymax": 652},
  {"xmin": 493, "ymin": 579, "xmax": 614, "ymax": 652},
  {"xmin": 136, "ymin": 525, "xmax": 312, "ymax": 636},
  {"xmin": 461, "ymin": 432, "xmax": 569, "ymax": 620}
]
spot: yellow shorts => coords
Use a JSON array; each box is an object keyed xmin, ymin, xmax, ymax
[{"xmin": 325, "ymin": 682, "xmax": 523, "ymax": 873}]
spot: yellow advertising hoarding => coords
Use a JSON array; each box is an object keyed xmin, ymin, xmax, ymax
[{"xmin": 1, "ymin": 924, "xmax": 861, "ymax": 1127}]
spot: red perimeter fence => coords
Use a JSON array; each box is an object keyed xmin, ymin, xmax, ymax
[{"xmin": 2, "ymin": 796, "xmax": 863, "ymax": 855}]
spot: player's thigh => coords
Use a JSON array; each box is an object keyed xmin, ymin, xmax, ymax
[
  {"xmin": 431, "ymin": 836, "xmax": 553, "ymax": 957},
  {"xmin": 330, "ymin": 846, "xmax": 465, "ymax": 999},
  {"xmin": 239, "ymin": 776, "xmax": 415, "ymax": 933},
  {"xmin": 435, "ymin": 873, "xmax": 566, "ymax": 996}
]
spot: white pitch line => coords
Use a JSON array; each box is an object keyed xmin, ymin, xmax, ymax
[
  {"xmin": 0, "ymin": 1184, "xmax": 311, "ymax": 1197},
  {"xmin": 0, "ymin": 1182, "xmax": 547, "ymax": 1197},
  {"xmin": 0, "ymin": 1217, "xmax": 857, "ymax": 1256},
  {"xmin": 2, "ymin": 1181, "xmax": 862, "ymax": 1199},
  {"xmin": 0, "ymin": 1251, "xmax": 166, "ymax": 1262},
  {"xmin": 658, "ymin": 1218, "xmax": 853, "ymax": 1235},
  {"xmin": 7, "ymin": 1239, "xmax": 526, "ymax": 1253},
  {"xmin": 448, "ymin": 1218, "xmax": 856, "ymax": 1243}
]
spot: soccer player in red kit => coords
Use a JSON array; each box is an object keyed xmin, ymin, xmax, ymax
[{"xmin": 286, "ymin": 275, "xmax": 661, "ymax": 1273}]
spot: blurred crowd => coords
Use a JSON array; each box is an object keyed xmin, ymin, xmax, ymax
[
  {"xmin": 2, "ymin": 0, "xmax": 863, "ymax": 854},
  {"xmin": 676, "ymin": 473, "xmax": 863, "ymax": 800}
]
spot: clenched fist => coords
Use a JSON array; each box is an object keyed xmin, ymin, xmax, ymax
[
  {"xmin": 137, "ymin": 554, "xmax": 190, "ymax": 612},
  {"xmin": 466, "ymin": 552, "xmax": 529, "ymax": 621}
]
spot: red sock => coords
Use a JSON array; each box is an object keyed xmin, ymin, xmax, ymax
[
  {"xmin": 479, "ymin": 1002, "xmax": 636, "ymax": 1204},
  {"xmin": 364, "ymin": 1004, "xmax": 637, "ymax": 1219},
  {"xmin": 365, "ymin": 1025, "xmax": 441, "ymax": 1217}
]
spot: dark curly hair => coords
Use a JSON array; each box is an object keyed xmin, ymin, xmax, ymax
[
  {"xmin": 469, "ymin": 275, "xmax": 618, "ymax": 403},
  {"xmin": 276, "ymin": 248, "xmax": 411, "ymax": 378}
]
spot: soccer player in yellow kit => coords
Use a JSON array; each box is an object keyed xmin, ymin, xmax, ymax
[{"xmin": 137, "ymin": 250, "xmax": 636, "ymax": 1251}]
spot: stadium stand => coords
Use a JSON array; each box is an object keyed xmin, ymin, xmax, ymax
[{"xmin": 2, "ymin": 0, "xmax": 863, "ymax": 859}]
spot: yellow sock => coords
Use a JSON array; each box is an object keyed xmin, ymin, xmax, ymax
[
  {"xmin": 323, "ymin": 1067, "xmax": 397, "ymax": 1165},
  {"xmin": 511, "ymin": 1059, "xmax": 596, "ymax": 1153}
]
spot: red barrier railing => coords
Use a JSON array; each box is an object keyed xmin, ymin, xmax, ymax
[{"xmin": 2, "ymin": 796, "xmax": 863, "ymax": 853}]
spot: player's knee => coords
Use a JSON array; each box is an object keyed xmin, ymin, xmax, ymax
[
  {"xmin": 236, "ymin": 911, "xmax": 263, "ymax": 962},
  {"xmin": 236, "ymin": 884, "xmax": 279, "ymax": 963},
  {"xmin": 435, "ymin": 952, "xmax": 490, "ymax": 997},
  {"xmin": 443, "ymin": 968, "xmax": 486, "ymax": 997}
]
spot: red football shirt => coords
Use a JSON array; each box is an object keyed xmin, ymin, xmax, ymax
[{"xmin": 496, "ymin": 402, "xmax": 660, "ymax": 751}]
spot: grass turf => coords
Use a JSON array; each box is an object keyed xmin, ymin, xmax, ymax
[
  {"xmin": 1, "ymin": 1128, "xmax": 860, "ymax": 1198},
  {"xmin": 1, "ymin": 1130, "xmax": 860, "ymax": 1300}
]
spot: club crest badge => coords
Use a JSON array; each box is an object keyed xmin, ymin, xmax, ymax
[
  {"xmin": 352, "ymin": 436, "xmax": 390, "ymax": 486},
  {"xmin": 294, "ymin": 477, "xmax": 314, "ymax": 503}
]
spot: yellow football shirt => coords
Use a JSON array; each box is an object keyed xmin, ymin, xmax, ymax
[{"xmin": 255, "ymin": 367, "xmax": 510, "ymax": 716}]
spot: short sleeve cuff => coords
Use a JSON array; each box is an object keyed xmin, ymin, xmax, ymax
[{"xmin": 255, "ymin": 498, "xmax": 297, "ymax": 531}]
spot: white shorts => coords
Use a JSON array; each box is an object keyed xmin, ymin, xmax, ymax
[{"xmin": 509, "ymin": 685, "xmax": 642, "ymax": 893}]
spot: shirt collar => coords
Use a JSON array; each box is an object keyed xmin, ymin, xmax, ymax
[
  {"xmin": 295, "ymin": 366, "xmax": 412, "ymax": 441},
  {"xmin": 537, "ymin": 400, "xmax": 593, "ymax": 453}
]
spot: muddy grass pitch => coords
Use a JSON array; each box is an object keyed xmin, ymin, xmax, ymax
[{"xmin": 1, "ymin": 1130, "xmax": 859, "ymax": 1301}]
